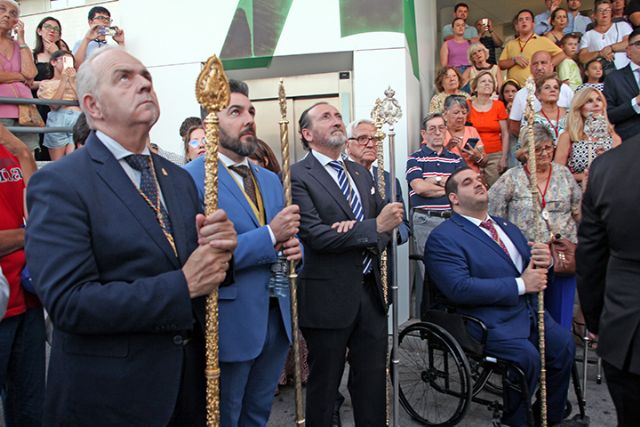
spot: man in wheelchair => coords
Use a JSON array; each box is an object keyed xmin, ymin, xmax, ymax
[{"xmin": 425, "ymin": 167, "xmax": 575, "ymax": 427}]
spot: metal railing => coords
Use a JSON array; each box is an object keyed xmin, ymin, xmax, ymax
[{"xmin": 0, "ymin": 96, "xmax": 79, "ymax": 134}]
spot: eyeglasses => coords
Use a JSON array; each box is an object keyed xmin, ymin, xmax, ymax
[
  {"xmin": 93, "ymin": 15, "xmax": 112, "ymax": 23},
  {"xmin": 426, "ymin": 125, "xmax": 447, "ymax": 134},
  {"xmin": 535, "ymin": 145, "xmax": 554, "ymax": 154},
  {"xmin": 348, "ymin": 135, "xmax": 377, "ymax": 145},
  {"xmin": 629, "ymin": 41, "xmax": 640, "ymax": 48},
  {"xmin": 595, "ymin": 8, "xmax": 612, "ymax": 14},
  {"xmin": 188, "ymin": 138, "xmax": 206, "ymax": 148},
  {"xmin": 42, "ymin": 24, "xmax": 61, "ymax": 33}
]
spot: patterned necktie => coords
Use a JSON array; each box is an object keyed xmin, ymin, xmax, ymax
[
  {"xmin": 124, "ymin": 154, "xmax": 173, "ymax": 237},
  {"xmin": 229, "ymin": 165, "xmax": 259, "ymax": 208},
  {"xmin": 479, "ymin": 219, "xmax": 510, "ymax": 257},
  {"xmin": 328, "ymin": 160, "xmax": 372, "ymax": 274}
]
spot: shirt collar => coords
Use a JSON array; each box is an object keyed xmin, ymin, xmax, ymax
[
  {"xmin": 460, "ymin": 213, "xmax": 492, "ymax": 227},
  {"xmin": 219, "ymin": 152, "xmax": 250, "ymax": 169},
  {"xmin": 630, "ymin": 61, "xmax": 640, "ymax": 73},
  {"xmin": 311, "ymin": 149, "xmax": 342, "ymax": 167},
  {"xmin": 96, "ymin": 130, "xmax": 150, "ymax": 161}
]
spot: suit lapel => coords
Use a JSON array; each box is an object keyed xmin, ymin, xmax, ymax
[
  {"xmin": 304, "ymin": 154, "xmax": 355, "ymax": 220},
  {"xmin": 452, "ymin": 214, "xmax": 520, "ymax": 273},
  {"xmin": 86, "ymin": 135, "xmax": 180, "ymax": 268},
  {"xmin": 491, "ymin": 215, "xmax": 530, "ymax": 264},
  {"xmin": 250, "ymin": 162, "xmax": 276, "ymax": 222},
  {"xmin": 219, "ymin": 164, "xmax": 260, "ymax": 227},
  {"xmin": 153, "ymin": 155, "xmax": 189, "ymax": 264},
  {"xmin": 345, "ymin": 160, "xmax": 373, "ymax": 218}
]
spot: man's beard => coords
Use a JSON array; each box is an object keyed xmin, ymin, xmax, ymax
[
  {"xmin": 220, "ymin": 127, "xmax": 257, "ymax": 157},
  {"xmin": 326, "ymin": 132, "xmax": 347, "ymax": 148}
]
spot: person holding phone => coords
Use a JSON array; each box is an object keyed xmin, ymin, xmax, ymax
[
  {"xmin": 0, "ymin": 0, "xmax": 39, "ymax": 153},
  {"xmin": 72, "ymin": 6, "xmax": 124, "ymax": 67},
  {"xmin": 476, "ymin": 17, "xmax": 503, "ymax": 65},
  {"xmin": 442, "ymin": 95, "xmax": 487, "ymax": 175},
  {"xmin": 37, "ymin": 50, "xmax": 81, "ymax": 160}
]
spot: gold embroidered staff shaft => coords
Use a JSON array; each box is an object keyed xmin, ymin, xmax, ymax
[
  {"xmin": 524, "ymin": 76, "xmax": 547, "ymax": 427},
  {"xmin": 278, "ymin": 79, "xmax": 305, "ymax": 426},
  {"xmin": 196, "ymin": 54, "xmax": 230, "ymax": 427}
]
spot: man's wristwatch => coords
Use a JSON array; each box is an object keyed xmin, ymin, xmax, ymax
[{"xmin": 434, "ymin": 176, "xmax": 443, "ymax": 186}]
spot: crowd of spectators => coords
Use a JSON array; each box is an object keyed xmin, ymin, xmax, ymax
[
  {"xmin": 419, "ymin": 0, "xmax": 640, "ymax": 387},
  {"xmin": 0, "ymin": 4, "xmax": 124, "ymax": 162}
]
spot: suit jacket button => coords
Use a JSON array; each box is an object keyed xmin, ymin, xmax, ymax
[{"xmin": 173, "ymin": 335, "xmax": 184, "ymax": 345}]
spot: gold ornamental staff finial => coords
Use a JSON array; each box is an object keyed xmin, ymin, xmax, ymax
[
  {"xmin": 195, "ymin": 54, "xmax": 230, "ymax": 427},
  {"xmin": 371, "ymin": 96, "xmax": 391, "ymax": 426},
  {"xmin": 524, "ymin": 75, "xmax": 548, "ymax": 427},
  {"xmin": 371, "ymin": 98, "xmax": 388, "ymax": 305},
  {"xmin": 373, "ymin": 86, "xmax": 403, "ymax": 427},
  {"xmin": 277, "ymin": 78, "xmax": 305, "ymax": 426}
]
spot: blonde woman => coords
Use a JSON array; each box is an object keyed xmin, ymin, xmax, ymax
[
  {"xmin": 555, "ymin": 87, "xmax": 621, "ymax": 185},
  {"xmin": 462, "ymin": 42, "xmax": 503, "ymax": 93}
]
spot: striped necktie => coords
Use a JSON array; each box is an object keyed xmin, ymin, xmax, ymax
[
  {"xmin": 328, "ymin": 160, "xmax": 372, "ymax": 274},
  {"xmin": 480, "ymin": 219, "xmax": 510, "ymax": 257}
]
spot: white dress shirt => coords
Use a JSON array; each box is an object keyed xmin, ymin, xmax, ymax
[
  {"xmin": 460, "ymin": 214, "xmax": 526, "ymax": 295},
  {"xmin": 97, "ymin": 131, "xmax": 168, "ymax": 209},
  {"xmin": 312, "ymin": 150, "xmax": 367, "ymax": 205}
]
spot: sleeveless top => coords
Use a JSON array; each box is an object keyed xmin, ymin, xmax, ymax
[
  {"xmin": 0, "ymin": 41, "xmax": 34, "ymax": 119},
  {"xmin": 567, "ymin": 135, "xmax": 614, "ymax": 174},
  {"xmin": 446, "ymin": 39, "xmax": 470, "ymax": 67}
]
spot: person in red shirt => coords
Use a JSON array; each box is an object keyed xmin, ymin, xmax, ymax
[
  {"xmin": 0, "ymin": 123, "xmax": 45, "ymax": 426},
  {"xmin": 467, "ymin": 70, "xmax": 510, "ymax": 187}
]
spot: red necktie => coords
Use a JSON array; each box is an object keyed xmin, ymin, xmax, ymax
[{"xmin": 480, "ymin": 219, "xmax": 510, "ymax": 257}]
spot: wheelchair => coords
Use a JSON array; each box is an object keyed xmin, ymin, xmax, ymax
[{"xmin": 395, "ymin": 255, "xmax": 588, "ymax": 426}]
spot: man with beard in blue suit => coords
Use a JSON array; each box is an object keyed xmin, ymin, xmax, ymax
[
  {"xmin": 185, "ymin": 79, "xmax": 302, "ymax": 427},
  {"xmin": 425, "ymin": 167, "xmax": 575, "ymax": 427}
]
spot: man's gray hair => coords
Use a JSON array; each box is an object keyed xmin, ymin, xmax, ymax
[
  {"xmin": 76, "ymin": 46, "xmax": 121, "ymax": 123},
  {"xmin": 346, "ymin": 119, "xmax": 375, "ymax": 139}
]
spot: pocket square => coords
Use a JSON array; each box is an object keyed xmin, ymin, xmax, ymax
[{"xmin": 371, "ymin": 186, "xmax": 375, "ymax": 195}]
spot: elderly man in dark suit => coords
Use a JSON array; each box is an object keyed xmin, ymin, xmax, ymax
[
  {"xmin": 604, "ymin": 27, "xmax": 640, "ymax": 141},
  {"xmin": 291, "ymin": 102, "xmax": 404, "ymax": 426},
  {"xmin": 577, "ymin": 134, "xmax": 640, "ymax": 426},
  {"xmin": 26, "ymin": 47, "xmax": 236, "ymax": 426}
]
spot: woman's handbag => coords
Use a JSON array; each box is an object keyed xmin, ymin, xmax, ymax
[
  {"xmin": 18, "ymin": 104, "xmax": 45, "ymax": 127},
  {"xmin": 550, "ymin": 234, "xmax": 576, "ymax": 276}
]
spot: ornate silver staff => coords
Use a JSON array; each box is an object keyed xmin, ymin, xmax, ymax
[
  {"xmin": 195, "ymin": 54, "xmax": 230, "ymax": 427},
  {"xmin": 277, "ymin": 79, "xmax": 305, "ymax": 426},
  {"xmin": 372, "ymin": 87, "xmax": 402, "ymax": 427},
  {"xmin": 524, "ymin": 76, "xmax": 547, "ymax": 427}
]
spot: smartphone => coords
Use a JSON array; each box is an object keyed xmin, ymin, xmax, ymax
[
  {"xmin": 62, "ymin": 56, "xmax": 73, "ymax": 70},
  {"xmin": 481, "ymin": 18, "xmax": 489, "ymax": 27},
  {"xmin": 466, "ymin": 138, "xmax": 480, "ymax": 149},
  {"xmin": 98, "ymin": 26, "xmax": 118, "ymax": 37}
]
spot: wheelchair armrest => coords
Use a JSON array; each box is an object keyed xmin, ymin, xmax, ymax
[{"xmin": 460, "ymin": 314, "xmax": 489, "ymax": 347}]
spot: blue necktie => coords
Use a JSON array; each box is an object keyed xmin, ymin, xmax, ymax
[
  {"xmin": 125, "ymin": 154, "xmax": 173, "ymax": 237},
  {"xmin": 328, "ymin": 160, "xmax": 372, "ymax": 274}
]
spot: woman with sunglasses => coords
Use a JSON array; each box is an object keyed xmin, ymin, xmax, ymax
[{"xmin": 183, "ymin": 125, "xmax": 205, "ymax": 162}]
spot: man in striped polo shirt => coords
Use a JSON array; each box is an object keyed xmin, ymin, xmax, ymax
[{"xmin": 406, "ymin": 112, "xmax": 464, "ymax": 313}]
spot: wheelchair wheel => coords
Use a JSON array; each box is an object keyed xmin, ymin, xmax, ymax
[{"xmin": 395, "ymin": 322, "xmax": 473, "ymax": 426}]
